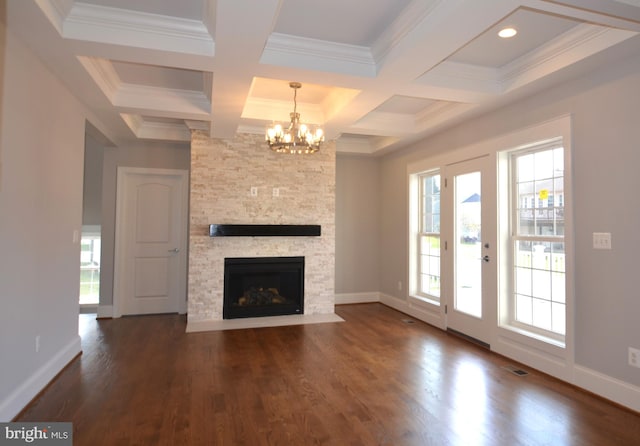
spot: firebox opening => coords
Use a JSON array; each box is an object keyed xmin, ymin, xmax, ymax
[{"xmin": 223, "ymin": 256, "xmax": 304, "ymax": 319}]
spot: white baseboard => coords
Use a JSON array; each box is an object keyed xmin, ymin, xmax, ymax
[
  {"xmin": 186, "ymin": 312, "xmax": 345, "ymax": 333},
  {"xmin": 493, "ymin": 330, "xmax": 572, "ymax": 383},
  {"xmin": 0, "ymin": 335, "xmax": 81, "ymax": 421},
  {"xmin": 335, "ymin": 292, "xmax": 380, "ymax": 305},
  {"xmin": 379, "ymin": 293, "xmax": 445, "ymax": 330},
  {"xmin": 573, "ymin": 365, "xmax": 640, "ymax": 412},
  {"xmin": 97, "ymin": 305, "xmax": 113, "ymax": 318}
]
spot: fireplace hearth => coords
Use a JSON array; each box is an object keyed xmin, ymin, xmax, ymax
[{"xmin": 223, "ymin": 256, "xmax": 304, "ymax": 319}]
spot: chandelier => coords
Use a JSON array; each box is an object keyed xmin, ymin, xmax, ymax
[{"xmin": 266, "ymin": 82, "xmax": 324, "ymax": 154}]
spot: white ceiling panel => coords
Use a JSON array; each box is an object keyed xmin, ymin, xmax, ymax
[
  {"xmin": 449, "ymin": 8, "xmax": 582, "ymax": 68},
  {"xmin": 274, "ymin": 0, "xmax": 412, "ymax": 46},
  {"xmin": 81, "ymin": 0, "xmax": 204, "ymax": 20}
]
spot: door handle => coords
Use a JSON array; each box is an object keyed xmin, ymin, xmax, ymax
[
  {"xmin": 168, "ymin": 248, "xmax": 180, "ymax": 253},
  {"xmin": 482, "ymin": 255, "xmax": 490, "ymax": 262}
]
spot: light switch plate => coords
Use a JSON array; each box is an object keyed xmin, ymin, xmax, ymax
[{"xmin": 593, "ymin": 232, "xmax": 612, "ymax": 250}]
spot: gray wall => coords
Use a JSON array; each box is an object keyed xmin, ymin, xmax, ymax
[
  {"xmin": 99, "ymin": 143, "xmax": 190, "ymax": 307},
  {"xmin": 377, "ymin": 39, "xmax": 640, "ymax": 388},
  {"xmin": 335, "ymin": 154, "xmax": 380, "ymax": 294},
  {"xmin": 81, "ymin": 132, "xmax": 104, "ymax": 227},
  {"xmin": 0, "ymin": 19, "xmax": 85, "ymax": 419}
]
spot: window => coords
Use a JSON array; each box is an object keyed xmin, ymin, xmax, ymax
[
  {"xmin": 80, "ymin": 234, "xmax": 101, "ymax": 305},
  {"xmin": 417, "ymin": 172, "xmax": 441, "ymax": 301},
  {"xmin": 510, "ymin": 144, "xmax": 566, "ymax": 341}
]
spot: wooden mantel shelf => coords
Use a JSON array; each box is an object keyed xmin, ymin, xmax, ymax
[{"xmin": 209, "ymin": 224, "xmax": 321, "ymax": 237}]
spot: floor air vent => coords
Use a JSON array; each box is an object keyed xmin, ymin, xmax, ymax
[
  {"xmin": 401, "ymin": 319, "xmax": 416, "ymax": 324},
  {"xmin": 503, "ymin": 365, "xmax": 529, "ymax": 376}
]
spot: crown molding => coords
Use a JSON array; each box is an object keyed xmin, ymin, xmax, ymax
[
  {"xmin": 185, "ymin": 120, "xmax": 211, "ymax": 131},
  {"xmin": 77, "ymin": 56, "xmax": 121, "ymax": 103},
  {"xmin": 121, "ymin": 114, "xmax": 192, "ymax": 142},
  {"xmin": 202, "ymin": 0, "xmax": 216, "ymax": 39},
  {"xmin": 415, "ymin": 101, "xmax": 475, "ymax": 131},
  {"xmin": 120, "ymin": 113, "xmax": 144, "ymax": 134},
  {"xmin": 115, "ymin": 84, "xmax": 212, "ymax": 118},
  {"xmin": 335, "ymin": 135, "xmax": 378, "ymax": 155},
  {"xmin": 34, "ymin": 0, "xmax": 74, "ymax": 34},
  {"xmin": 614, "ymin": 0, "xmax": 640, "ymax": 7},
  {"xmin": 418, "ymin": 61, "xmax": 500, "ymax": 95},
  {"xmin": 63, "ymin": 2, "xmax": 214, "ymax": 56},
  {"xmin": 139, "ymin": 121, "xmax": 192, "ymax": 142},
  {"xmin": 351, "ymin": 111, "xmax": 416, "ymax": 137},
  {"xmin": 500, "ymin": 23, "xmax": 638, "ymax": 92},
  {"xmin": 262, "ymin": 33, "xmax": 376, "ymax": 78},
  {"xmin": 203, "ymin": 72, "xmax": 214, "ymax": 104},
  {"xmin": 371, "ymin": 0, "xmax": 443, "ymax": 66},
  {"xmin": 538, "ymin": 0, "xmax": 640, "ymax": 24}
]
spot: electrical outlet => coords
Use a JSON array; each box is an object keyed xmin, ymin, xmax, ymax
[
  {"xmin": 35, "ymin": 335, "xmax": 40, "ymax": 353},
  {"xmin": 629, "ymin": 347, "xmax": 640, "ymax": 368},
  {"xmin": 250, "ymin": 187, "xmax": 258, "ymax": 197},
  {"xmin": 272, "ymin": 188, "xmax": 279, "ymax": 197}
]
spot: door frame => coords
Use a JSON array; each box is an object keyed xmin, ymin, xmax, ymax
[
  {"xmin": 442, "ymin": 154, "xmax": 497, "ymax": 346},
  {"xmin": 113, "ymin": 167, "xmax": 189, "ymax": 318}
]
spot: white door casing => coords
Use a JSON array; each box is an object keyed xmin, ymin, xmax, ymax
[{"xmin": 114, "ymin": 167, "xmax": 188, "ymax": 317}]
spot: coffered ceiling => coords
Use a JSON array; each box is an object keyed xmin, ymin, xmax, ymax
[{"xmin": 6, "ymin": 0, "xmax": 640, "ymax": 154}]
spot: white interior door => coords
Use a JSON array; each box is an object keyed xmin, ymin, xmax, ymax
[
  {"xmin": 444, "ymin": 156, "xmax": 496, "ymax": 345},
  {"xmin": 114, "ymin": 168, "xmax": 188, "ymax": 316}
]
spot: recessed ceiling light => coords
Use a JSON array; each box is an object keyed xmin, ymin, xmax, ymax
[{"xmin": 498, "ymin": 27, "xmax": 517, "ymax": 38}]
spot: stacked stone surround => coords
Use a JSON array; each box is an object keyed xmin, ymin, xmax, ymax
[{"xmin": 187, "ymin": 131, "xmax": 336, "ymax": 326}]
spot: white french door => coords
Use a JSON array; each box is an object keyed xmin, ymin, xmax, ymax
[{"xmin": 443, "ymin": 155, "xmax": 496, "ymax": 345}]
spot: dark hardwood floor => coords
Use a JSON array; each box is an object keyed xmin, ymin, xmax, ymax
[{"xmin": 16, "ymin": 303, "xmax": 640, "ymax": 445}]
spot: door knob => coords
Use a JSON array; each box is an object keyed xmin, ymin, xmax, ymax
[
  {"xmin": 168, "ymin": 248, "xmax": 180, "ymax": 253},
  {"xmin": 482, "ymin": 255, "xmax": 490, "ymax": 262}
]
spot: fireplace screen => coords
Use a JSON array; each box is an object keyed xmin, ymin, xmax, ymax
[{"xmin": 223, "ymin": 256, "xmax": 304, "ymax": 319}]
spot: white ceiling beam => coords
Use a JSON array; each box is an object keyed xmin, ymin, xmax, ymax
[
  {"xmin": 209, "ymin": 0, "xmax": 282, "ymax": 138},
  {"xmin": 261, "ymin": 33, "xmax": 376, "ymax": 78}
]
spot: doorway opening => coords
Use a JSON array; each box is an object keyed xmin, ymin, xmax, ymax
[
  {"xmin": 80, "ymin": 231, "xmax": 101, "ymax": 306},
  {"xmin": 80, "ymin": 125, "xmax": 105, "ymax": 313}
]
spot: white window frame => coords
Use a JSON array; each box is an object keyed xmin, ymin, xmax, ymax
[
  {"xmin": 508, "ymin": 141, "xmax": 566, "ymax": 344},
  {"xmin": 409, "ymin": 161, "xmax": 444, "ymax": 323},
  {"xmin": 415, "ymin": 171, "xmax": 441, "ymax": 303}
]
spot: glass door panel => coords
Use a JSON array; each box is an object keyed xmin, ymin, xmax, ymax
[{"xmin": 455, "ymin": 172, "xmax": 482, "ymax": 318}]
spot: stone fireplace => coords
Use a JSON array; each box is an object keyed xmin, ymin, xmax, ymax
[{"xmin": 186, "ymin": 131, "xmax": 337, "ymax": 332}]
